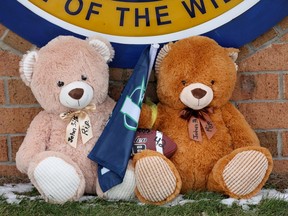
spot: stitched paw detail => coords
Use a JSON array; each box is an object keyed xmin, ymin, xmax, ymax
[
  {"xmin": 135, "ymin": 156, "xmax": 176, "ymax": 202},
  {"xmin": 223, "ymin": 150, "xmax": 268, "ymax": 196},
  {"xmin": 34, "ymin": 157, "xmax": 81, "ymax": 203}
]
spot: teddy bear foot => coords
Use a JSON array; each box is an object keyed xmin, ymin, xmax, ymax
[
  {"xmin": 96, "ymin": 161, "xmax": 136, "ymax": 201},
  {"xmin": 223, "ymin": 149, "xmax": 270, "ymax": 198},
  {"xmin": 209, "ymin": 146, "xmax": 273, "ymax": 199},
  {"xmin": 30, "ymin": 156, "xmax": 85, "ymax": 204},
  {"xmin": 133, "ymin": 150, "xmax": 182, "ymax": 205}
]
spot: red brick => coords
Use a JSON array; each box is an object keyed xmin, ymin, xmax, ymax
[
  {"xmin": 0, "ymin": 51, "xmax": 21, "ymax": 77},
  {"xmin": 256, "ymin": 131, "xmax": 278, "ymax": 157},
  {"xmin": 0, "ymin": 136, "xmax": 9, "ymax": 161},
  {"xmin": 237, "ymin": 102, "xmax": 288, "ymax": 129},
  {"xmin": 145, "ymin": 82, "xmax": 158, "ymax": 103},
  {"xmin": 8, "ymin": 79, "xmax": 37, "ymax": 104},
  {"xmin": 122, "ymin": 68, "xmax": 156, "ymax": 82},
  {"xmin": 280, "ymin": 33, "xmax": 288, "ymax": 42},
  {"xmin": 109, "ymin": 68, "xmax": 123, "ymax": 81},
  {"xmin": 123, "ymin": 69, "xmax": 133, "ymax": 81},
  {"xmin": 232, "ymin": 73, "xmax": 278, "ymax": 100},
  {"xmin": 0, "ymin": 23, "xmax": 7, "ymax": 38},
  {"xmin": 237, "ymin": 45, "xmax": 250, "ymax": 61},
  {"xmin": 149, "ymin": 69, "xmax": 156, "ymax": 82},
  {"xmin": 251, "ymin": 28, "xmax": 278, "ymax": 48},
  {"xmin": 281, "ymin": 131, "xmax": 288, "ymax": 157},
  {"xmin": 108, "ymin": 82, "xmax": 123, "ymax": 101},
  {"xmin": 0, "ymin": 80, "xmax": 5, "ymax": 104},
  {"xmin": 272, "ymin": 160, "xmax": 288, "ymax": 174},
  {"xmin": 238, "ymin": 44, "xmax": 288, "ymax": 72},
  {"xmin": 283, "ymin": 74, "xmax": 288, "ymax": 99},
  {"xmin": 0, "ymin": 165, "xmax": 26, "ymax": 177},
  {"xmin": 278, "ymin": 17, "xmax": 288, "ymax": 30},
  {"xmin": 3, "ymin": 30, "xmax": 32, "ymax": 53},
  {"xmin": 11, "ymin": 136, "xmax": 24, "ymax": 162},
  {"xmin": 0, "ymin": 107, "xmax": 41, "ymax": 134}
]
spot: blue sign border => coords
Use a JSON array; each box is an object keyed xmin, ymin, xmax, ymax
[{"xmin": 0, "ymin": 0, "xmax": 287, "ymax": 68}]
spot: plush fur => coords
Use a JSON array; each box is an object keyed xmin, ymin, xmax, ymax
[
  {"xmin": 136, "ymin": 36, "xmax": 273, "ymax": 204},
  {"xmin": 16, "ymin": 36, "xmax": 135, "ymax": 203}
]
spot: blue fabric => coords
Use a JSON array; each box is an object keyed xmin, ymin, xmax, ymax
[{"xmin": 88, "ymin": 45, "xmax": 153, "ymax": 192}]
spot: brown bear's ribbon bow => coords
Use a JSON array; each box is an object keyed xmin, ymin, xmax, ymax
[
  {"xmin": 60, "ymin": 103, "xmax": 96, "ymax": 148},
  {"xmin": 179, "ymin": 107, "xmax": 217, "ymax": 142}
]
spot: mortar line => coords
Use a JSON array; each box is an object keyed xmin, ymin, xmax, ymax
[
  {"xmin": 277, "ymin": 130, "xmax": 283, "ymax": 159},
  {"xmin": 3, "ymin": 77, "xmax": 10, "ymax": 105},
  {"xmin": 255, "ymin": 129, "xmax": 288, "ymax": 133},
  {"xmin": 232, "ymin": 99, "xmax": 288, "ymax": 104},
  {"xmin": 0, "ymin": 104, "xmax": 41, "ymax": 108},
  {"xmin": 6, "ymin": 134, "xmax": 12, "ymax": 162},
  {"xmin": 0, "ymin": 161, "xmax": 16, "ymax": 165},
  {"xmin": 0, "ymin": 77, "xmax": 22, "ymax": 80},
  {"xmin": 0, "ymin": 133, "xmax": 26, "ymax": 136},
  {"xmin": 238, "ymin": 71, "xmax": 288, "ymax": 75},
  {"xmin": 0, "ymin": 29, "xmax": 9, "ymax": 40}
]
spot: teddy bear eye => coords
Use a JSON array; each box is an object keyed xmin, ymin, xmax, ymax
[
  {"xmin": 181, "ymin": 80, "xmax": 187, "ymax": 86},
  {"xmin": 57, "ymin": 81, "xmax": 64, "ymax": 87},
  {"xmin": 211, "ymin": 80, "xmax": 215, "ymax": 85},
  {"xmin": 81, "ymin": 75, "xmax": 87, "ymax": 81}
]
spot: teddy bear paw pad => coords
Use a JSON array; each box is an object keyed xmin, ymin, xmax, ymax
[
  {"xmin": 33, "ymin": 157, "xmax": 81, "ymax": 203},
  {"xmin": 222, "ymin": 150, "xmax": 268, "ymax": 197},
  {"xmin": 135, "ymin": 156, "xmax": 177, "ymax": 202}
]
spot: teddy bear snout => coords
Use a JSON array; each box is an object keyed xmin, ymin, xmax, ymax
[
  {"xmin": 68, "ymin": 88, "xmax": 84, "ymax": 100},
  {"xmin": 59, "ymin": 81, "xmax": 94, "ymax": 109},
  {"xmin": 180, "ymin": 83, "xmax": 213, "ymax": 110},
  {"xmin": 191, "ymin": 88, "xmax": 207, "ymax": 99}
]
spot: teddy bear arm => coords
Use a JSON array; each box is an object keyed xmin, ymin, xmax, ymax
[
  {"xmin": 138, "ymin": 103, "xmax": 154, "ymax": 129},
  {"xmin": 221, "ymin": 102, "xmax": 260, "ymax": 149},
  {"xmin": 16, "ymin": 111, "xmax": 51, "ymax": 174}
]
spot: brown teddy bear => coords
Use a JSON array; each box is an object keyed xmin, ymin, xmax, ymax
[
  {"xmin": 16, "ymin": 35, "xmax": 136, "ymax": 204},
  {"xmin": 135, "ymin": 36, "xmax": 273, "ymax": 205}
]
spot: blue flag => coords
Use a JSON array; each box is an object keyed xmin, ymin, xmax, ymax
[{"xmin": 88, "ymin": 44, "xmax": 159, "ymax": 192}]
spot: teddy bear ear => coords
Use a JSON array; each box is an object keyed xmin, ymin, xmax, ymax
[
  {"xmin": 87, "ymin": 36, "xmax": 115, "ymax": 63},
  {"xmin": 19, "ymin": 51, "xmax": 38, "ymax": 87},
  {"xmin": 226, "ymin": 48, "xmax": 239, "ymax": 62},
  {"xmin": 155, "ymin": 42, "xmax": 174, "ymax": 74}
]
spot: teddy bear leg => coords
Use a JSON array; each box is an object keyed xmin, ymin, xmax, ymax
[
  {"xmin": 207, "ymin": 146, "xmax": 273, "ymax": 199},
  {"xmin": 27, "ymin": 151, "xmax": 86, "ymax": 204},
  {"xmin": 96, "ymin": 160, "xmax": 136, "ymax": 201},
  {"xmin": 133, "ymin": 150, "xmax": 182, "ymax": 205}
]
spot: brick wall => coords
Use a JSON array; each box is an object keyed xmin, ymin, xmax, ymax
[
  {"xmin": 0, "ymin": 17, "xmax": 287, "ymax": 177},
  {"xmin": 231, "ymin": 17, "xmax": 288, "ymax": 173}
]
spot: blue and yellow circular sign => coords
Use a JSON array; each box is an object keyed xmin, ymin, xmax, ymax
[{"xmin": 0, "ymin": 0, "xmax": 287, "ymax": 68}]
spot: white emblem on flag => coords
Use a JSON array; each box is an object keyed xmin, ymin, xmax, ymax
[
  {"xmin": 121, "ymin": 96, "xmax": 141, "ymax": 124},
  {"xmin": 101, "ymin": 167, "xmax": 110, "ymax": 175}
]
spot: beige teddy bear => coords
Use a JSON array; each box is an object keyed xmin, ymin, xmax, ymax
[{"xmin": 16, "ymin": 36, "xmax": 135, "ymax": 204}]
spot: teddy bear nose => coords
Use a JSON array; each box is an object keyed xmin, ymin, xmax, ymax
[
  {"xmin": 191, "ymin": 88, "xmax": 207, "ymax": 99},
  {"xmin": 69, "ymin": 88, "xmax": 84, "ymax": 100}
]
